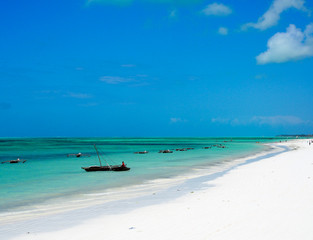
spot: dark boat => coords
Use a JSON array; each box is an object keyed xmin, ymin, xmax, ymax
[
  {"xmin": 1, "ymin": 158, "xmax": 27, "ymax": 164},
  {"xmin": 67, "ymin": 153, "xmax": 90, "ymax": 158},
  {"xmin": 82, "ymin": 165, "xmax": 130, "ymax": 172},
  {"xmin": 81, "ymin": 145, "xmax": 130, "ymax": 172},
  {"xmin": 134, "ymin": 150, "xmax": 149, "ymax": 154},
  {"xmin": 159, "ymin": 149, "xmax": 173, "ymax": 153}
]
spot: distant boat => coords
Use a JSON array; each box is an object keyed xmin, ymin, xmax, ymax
[
  {"xmin": 159, "ymin": 149, "xmax": 173, "ymax": 153},
  {"xmin": 67, "ymin": 153, "xmax": 90, "ymax": 158},
  {"xmin": 175, "ymin": 148, "xmax": 187, "ymax": 151},
  {"xmin": 1, "ymin": 158, "xmax": 27, "ymax": 164},
  {"xmin": 134, "ymin": 150, "xmax": 149, "ymax": 154},
  {"xmin": 81, "ymin": 145, "xmax": 130, "ymax": 172}
]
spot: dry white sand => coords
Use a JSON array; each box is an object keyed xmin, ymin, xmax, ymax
[{"xmin": 4, "ymin": 140, "xmax": 313, "ymax": 240}]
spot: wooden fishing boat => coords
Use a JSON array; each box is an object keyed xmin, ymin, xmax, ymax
[
  {"xmin": 81, "ymin": 145, "xmax": 130, "ymax": 172},
  {"xmin": 67, "ymin": 153, "xmax": 90, "ymax": 158},
  {"xmin": 134, "ymin": 150, "xmax": 149, "ymax": 154},
  {"xmin": 1, "ymin": 158, "xmax": 27, "ymax": 164},
  {"xmin": 175, "ymin": 148, "xmax": 187, "ymax": 151},
  {"xmin": 158, "ymin": 149, "xmax": 173, "ymax": 153},
  {"xmin": 82, "ymin": 165, "xmax": 130, "ymax": 172}
]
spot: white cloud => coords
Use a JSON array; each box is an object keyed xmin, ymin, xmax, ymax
[
  {"xmin": 243, "ymin": 0, "xmax": 308, "ymax": 30},
  {"xmin": 121, "ymin": 64, "xmax": 136, "ymax": 68},
  {"xmin": 211, "ymin": 115, "xmax": 305, "ymax": 126},
  {"xmin": 218, "ymin": 27, "xmax": 228, "ymax": 35},
  {"xmin": 256, "ymin": 23, "xmax": 313, "ymax": 64},
  {"xmin": 170, "ymin": 117, "xmax": 187, "ymax": 123},
  {"xmin": 100, "ymin": 76, "xmax": 133, "ymax": 84},
  {"xmin": 251, "ymin": 116, "xmax": 304, "ymax": 126},
  {"xmin": 40, "ymin": 90, "xmax": 61, "ymax": 94},
  {"xmin": 211, "ymin": 117, "xmax": 247, "ymax": 126},
  {"xmin": 64, "ymin": 92, "xmax": 93, "ymax": 99},
  {"xmin": 79, "ymin": 102, "xmax": 99, "ymax": 107},
  {"xmin": 201, "ymin": 3, "xmax": 232, "ymax": 16},
  {"xmin": 211, "ymin": 117, "xmax": 230, "ymax": 124}
]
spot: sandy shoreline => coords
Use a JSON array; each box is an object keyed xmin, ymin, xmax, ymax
[{"xmin": 2, "ymin": 139, "xmax": 313, "ymax": 240}]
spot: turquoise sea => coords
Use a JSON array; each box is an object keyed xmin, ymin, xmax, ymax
[{"xmin": 0, "ymin": 137, "xmax": 288, "ymax": 213}]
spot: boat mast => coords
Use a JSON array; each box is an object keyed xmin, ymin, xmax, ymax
[
  {"xmin": 93, "ymin": 144, "xmax": 112, "ymax": 170},
  {"xmin": 94, "ymin": 144, "xmax": 102, "ymax": 167}
]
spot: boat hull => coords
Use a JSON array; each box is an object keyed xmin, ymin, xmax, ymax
[{"xmin": 81, "ymin": 165, "xmax": 130, "ymax": 172}]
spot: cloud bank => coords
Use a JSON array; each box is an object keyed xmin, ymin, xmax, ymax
[
  {"xmin": 212, "ymin": 115, "xmax": 305, "ymax": 126},
  {"xmin": 251, "ymin": 115, "xmax": 304, "ymax": 126},
  {"xmin": 201, "ymin": 3, "xmax": 232, "ymax": 16},
  {"xmin": 243, "ymin": 0, "xmax": 308, "ymax": 30},
  {"xmin": 257, "ymin": 23, "xmax": 313, "ymax": 64}
]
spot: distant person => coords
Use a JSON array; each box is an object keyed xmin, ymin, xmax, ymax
[{"xmin": 122, "ymin": 161, "xmax": 126, "ymax": 167}]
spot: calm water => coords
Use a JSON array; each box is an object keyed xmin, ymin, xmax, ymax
[{"xmin": 0, "ymin": 137, "xmax": 288, "ymax": 212}]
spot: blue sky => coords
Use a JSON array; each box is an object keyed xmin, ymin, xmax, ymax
[{"xmin": 0, "ymin": 0, "xmax": 312, "ymax": 137}]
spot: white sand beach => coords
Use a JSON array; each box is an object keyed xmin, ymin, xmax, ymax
[{"xmin": 3, "ymin": 139, "xmax": 313, "ymax": 240}]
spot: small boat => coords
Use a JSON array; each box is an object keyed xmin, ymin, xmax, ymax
[
  {"xmin": 82, "ymin": 145, "xmax": 130, "ymax": 172},
  {"xmin": 159, "ymin": 149, "xmax": 173, "ymax": 153},
  {"xmin": 82, "ymin": 165, "xmax": 130, "ymax": 172},
  {"xmin": 175, "ymin": 148, "xmax": 187, "ymax": 151},
  {"xmin": 134, "ymin": 150, "xmax": 149, "ymax": 154},
  {"xmin": 67, "ymin": 153, "xmax": 90, "ymax": 158},
  {"xmin": 1, "ymin": 158, "xmax": 27, "ymax": 164}
]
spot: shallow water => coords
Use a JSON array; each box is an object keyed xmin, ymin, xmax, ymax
[{"xmin": 0, "ymin": 137, "xmax": 289, "ymax": 212}]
